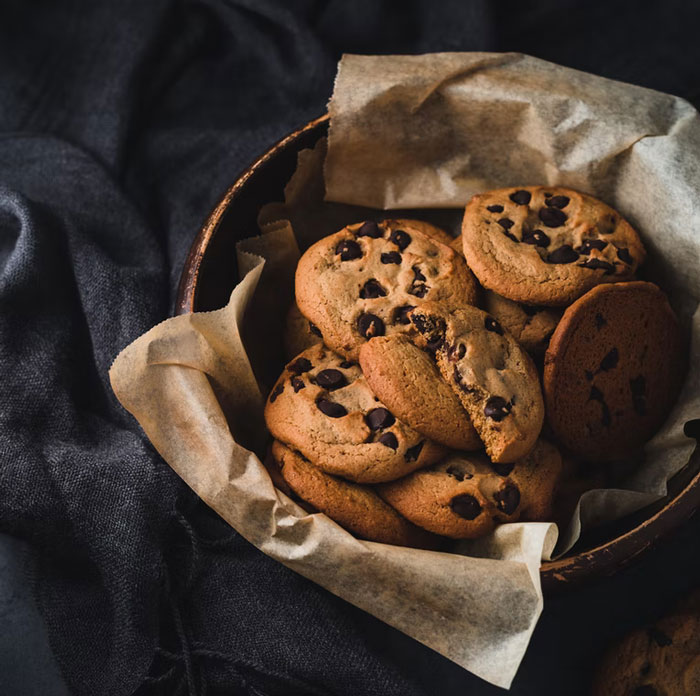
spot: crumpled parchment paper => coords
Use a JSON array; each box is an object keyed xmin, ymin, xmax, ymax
[{"xmin": 111, "ymin": 52, "xmax": 700, "ymax": 689}]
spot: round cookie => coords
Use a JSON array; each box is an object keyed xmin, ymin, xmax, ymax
[
  {"xmin": 295, "ymin": 219, "xmax": 479, "ymax": 360},
  {"xmin": 264, "ymin": 343, "xmax": 446, "ymax": 483},
  {"xmin": 359, "ymin": 334, "xmax": 481, "ymax": 450},
  {"xmin": 409, "ymin": 302, "xmax": 544, "ymax": 463},
  {"xmin": 593, "ymin": 593, "xmax": 700, "ymax": 696},
  {"xmin": 544, "ymin": 281, "xmax": 684, "ymax": 462},
  {"xmin": 271, "ymin": 441, "xmax": 441, "ymax": 549},
  {"xmin": 484, "ymin": 290, "xmax": 562, "ymax": 355},
  {"xmin": 283, "ymin": 302, "xmax": 322, "ymax": 360},
  {"xmin": 462, "ymin": 186, "xmax": 645, "ymax": 306},
  {"xmin": 377, "ymin": 439, "xmax": 561, "ymax": 539}
]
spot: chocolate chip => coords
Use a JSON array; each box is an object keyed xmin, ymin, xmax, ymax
[
  {"xmin": 366, "ymin": 407, "xmax": 395, "ymax": 430},
  {"xmin": 545, "ymin": 195, "xmax": 569, "ymax": 209},
  {"xmin": 381, "ymin": 251, "xmax": 402, "ymax": 264},
  {"xmin": 487, "ymin": 204, "xmax": 504, "ymax": 213},
  {"xmin": 521, "ymin": 229, "xmax": 550, "ymax": 247},
  {"xmin": 450, "ymin": 494, "xmax": 482, "ymax": 520},
  {"xmin": 484, "ymin": 396, "xmax": 512, "ymax": 421},
  {"xmin": 600, "ymin": 347, "xmax": 619, "ymax": 372},
  {"xmin": 269, "ymin": 383, "xmax": 284, "ymax": 403},
  {"xmin": 648, "ymin": 627, "xmax": 672, "ymax": 647},
  {"xmin": 405, "ymin": 442, "xmax": 424, "ymax": 462},
  {"xmin": 340, "ymin": 361, "xmax": 354, "ymax": 368},
  {"xmin": 309, "ymin": 322, "xmax": 322, "ymax": 337},
  {"xmin": 393, "ymin": 305, "xmax": 415, "ymax": 325},
  {"xmin": 577, "ymin": 238, "xmax": 608, "ymax": 254},
  {"xmin": 389, "ymin": 229, "xmax": 411, "ymax": 250},
  {"xmin": 595, "ymin": 313, "xmax": 606, "ymax": 329},
  {"xmin": 446, "ymin": 465, "xmax": 472, "ymax": 481},
  {"xmin": 410, "ymin": 313, "xmax": 445, "ymax": 348},
  {"xmin": 448, "ymin": 343, "xmax": 466, "ymax": 362},
  {"xmin": 631, "ymin": 375, "xmax": 647, "ymax": 416},
  {"xmin": 485, "ymin": 316, "xmax": 504, "ymax": 335},
  {"xmin": 546, "ymin": 245, "xmax": 579, "ymax": 264},
  {"xmin": 632, "ymin": 686, "xmax": 657, "ymax": 696},
  {"xmin": 640, "ymin": 662, "xmax": 652, "ymax": 677},
  {"xmin": 335, "ymin": 239, "xmax": 362, "ymax": 261},
  {"xmin": 538, "ymin": 207, "xmax": 567, "ymax": 227},
  {"xmin": 494, "ymin": 483, "xmax": 520, "ymax": 515},
  {"xmin": 617, "ymin": 247, "xmax": 634, "ymax": 264},
  {"xmin": 357, "ymin": 313, "xmax": 385, "ymax": 339},
  {"xmin": 378, "ymin": 432, "xmax": 398, "ymax": 449},
  {"xmin": 288, "ymin": 357, "xmax": 312, "ymax": 374},
  {"xmin": 509, "ymin": 190, "xmax": 531, "ymax": 205},
  {"xmin": 291, "ymin": 376, "xmax": 305, "ymax": 392},
  {"xmin": 589, "ymin": 386, "xmax": 611, "ymax": 426},
  {"xmin": 359, "ymin": 279, "xmax": 387, "ymax": 299},
  {"xmin": 409, "ymin": 284, "xmax": 428, "ymax": 298},
  {"xmin": 490, "ymin": 461, "xmax": 515, "ymax": 476},
  {"xmin": 498, "ymin": 217, "xmax": 514, "ymax": 230},
  {"xmin": 356, "ymin": 221, "xmax": 383, "ymax": 238},
  {"xmin": 412, "ymin": 266, "xmax": 426, "ymax": 282},
  {"xmin": 315, "ymin": 369, "xmax": 347, "ymax": 390},
  {"xmin": 578, "ymin": 258, "xmax": 615, "ymax": 273},
  {"xmin": 316, "ymin": 398, "xmax": 347, "ymax": 418},
  {"xmin": 522, "ymin": 305, "xmax": 540, "ymax": 317}
]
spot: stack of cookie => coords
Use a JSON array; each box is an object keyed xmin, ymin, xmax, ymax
[{"xmin": 264, "ymin": 188, "xmax": 685, "ymax": 547}]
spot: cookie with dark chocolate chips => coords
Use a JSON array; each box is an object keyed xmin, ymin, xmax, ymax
[
  {"xmin": 592, "ymin": 589, "xmax": 700, "ymax": 696},
  {"xmin": 271, "ymin": 441, "xmax": 442, "ymax": 549},
  {"xmin": 462, "ymin": 186, "xmax": 645, "ymax": 306},
  {"xmin": 409, "ymin": 302, "xmax": 544, "ymax": 463},
  {"xmin": 544, "ymin": 281, "xmax": 684, "ymax": 462},
  {"xmin": 295, "ymin": 219, "xmax": 479, "ymax": 360},
  {"xmin": 377, "ymin": 439, "xmax": 561, "ymax": 539},
  {"xmin": 264, "ymin": 344, "xmax": 445, "ymax": 483},
  {"xmin": 359, "ymin": 334, "xmax": 481, "ymax": 450}
]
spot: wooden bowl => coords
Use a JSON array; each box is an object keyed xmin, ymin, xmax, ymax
[{"xmin": 175, "ymin": 114, "xmax": 700, "ymax": 593}]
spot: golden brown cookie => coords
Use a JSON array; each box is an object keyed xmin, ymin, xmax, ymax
[
  {"xmin": 409, "ymin": 302, "xmax": 544, "ymax": 463},
  {"xmin": 272, "ymin": 441, "xmax": 441, "ymax": 548},
  {"xmin": 593, "ymin": 591, "xmax": 700, "ymax": 696},
  {"xmin": 484, "ymin": 290, "xmax": 562, "ymax": 355},
  {"xmin": 358, "ymin": 334, "xmax": 480, "ymax": 450},
  {"xmin": 377, "ymin": 439, "xmax": 561, "ymax": 539},
  {"xmin": 283, "ymin": 302, "xmax": 322, "ymax": 361},
  {"xmin": 264, "ymin": 344, "xmax": 445, "ymax": 483},
  {"xmin": 462, "ymin": 186, "xmax": 645, "ymax": 306},
  {"xmin": 295, "ymin": 219, "xmax": 479, "ymax": 360},
  {"xmin": 544, "ymin": 281, "xmax": 685, "ymax": 462}
]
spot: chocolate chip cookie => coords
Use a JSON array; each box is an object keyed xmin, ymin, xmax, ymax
[
  {"xmin": 409, "ymin": 302, "xmax": 544, "ymax": 463},
  {"xmin": 271, "ymin": 441, "xmax": 441, "ymax": 548},
  {"xmin": 462, "ymin": 186, "xmax": 645, "ymax": 306},
  {"xmin": 544, "ymin": 281, "xmax": 684, "ymax": 462},
  {"xmin": 359, "ymin": 334, "xmax": 481, "ymax": 450},
  {"xmin": 377, "ymin": 439, "xmax": 562, "ymax": 539},
  {"xmin": 484, "ymin": 290, "xmax": 562, "ymax": 355},
  {"xmin": 295, "ymin": 219, "xmax": 479, "ymax": 360},
  {"xmin": 593, "ymin": 590, "xmax": 700, "ymax": 696},
  {"xmin": 283, "ymin": 302, "xmax": 322, "ymax": 360},
  {"xmin": 264, "ymin": 344, "xmax": 445, "ymax": 483}
]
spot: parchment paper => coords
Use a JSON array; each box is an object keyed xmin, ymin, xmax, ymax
[{"xmin": 111, "ymin": 52, "xmax": 700, "ymax": 689}]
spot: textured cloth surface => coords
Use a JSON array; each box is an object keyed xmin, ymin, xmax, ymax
[{"xmin": 1, "ymin": 1, "xmax": 700, "ymax": 695}]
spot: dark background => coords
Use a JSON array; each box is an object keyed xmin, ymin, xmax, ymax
[{"xmin": 1, "ymin": 1, "xmax": 699, "ymax": 695}]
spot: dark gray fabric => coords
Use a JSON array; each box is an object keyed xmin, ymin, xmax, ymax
[{"xmin": 1, "ymin": 1, "xmax": 700, "ymax": 695}]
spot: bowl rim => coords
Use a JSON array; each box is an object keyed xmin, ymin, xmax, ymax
[{"xmin": 175, "ymin": 113, "xmax": 700, "ymax": 592}]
